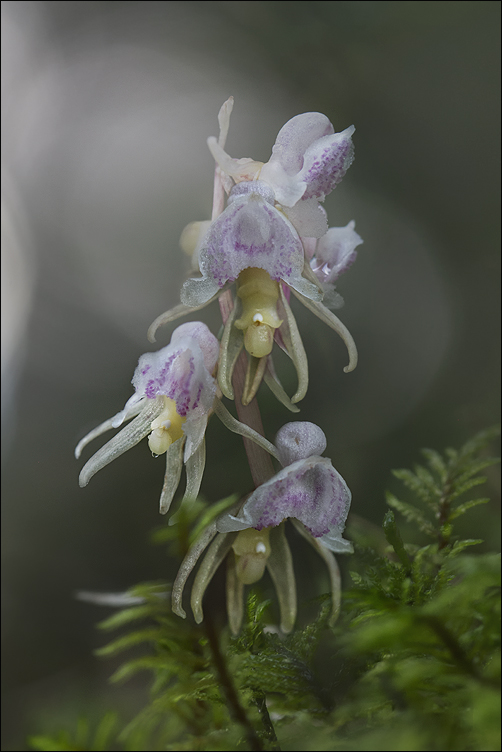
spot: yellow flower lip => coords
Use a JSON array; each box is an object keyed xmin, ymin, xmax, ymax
[
  {"xmin": 234, "ymin": 268, "xmax": 283, "ymax": 358},
  {"xmin": 148, "ymin": 396, "xmax": 186, "ymax": 456},
  {"xmin": 232, "ymin": 527, "xmax": 272, "ymax": 585}
]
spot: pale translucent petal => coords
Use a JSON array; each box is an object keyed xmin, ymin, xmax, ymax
[
  {"xmin": 301, "ymin": 236, "xmax": 318, "ymax": 261},
  {"xmin": 207, "ymin": 136, "xmax": 262, "ymax": 182},
  {"xmin": 226, "ymin": 553, "xmax": 245, "ymax": 635},
  {"xmin": 242, "ymin": 354, "xmax": 267, "ymax": 406},
  {"xmin": 290, "ymin": 518, "xmax": 343, "ymax": 626},
  {"xmin": 78, "ymin": 399, "xmax": 164, "ymax": 487},
  {"xmin": 171, "ymin": 520, "xmax": 220, "ymax": 618},
  {"xmin": 76, "ymin": 591, "xmax": 153, "ymax": 606},
  {"xmin": 192, "ymin": 191, "xmax": 307, "ymax": 292},
  {"xmin": 148, "ymin": 300, "xmax": 216, "ymax": 343},
  {"xmin": 259, "ymin": 159, "xmax": 306, "ymax": 207},
  {"xmin": 291, "ymin": 289, "xmax": 358, "ymax": 373},
  {"xmin": 318, "ymin": 531, "xmax": 354, "ymax": 554},
  {"xmin": 322, "ymin": 289, "xmax": 345, "ymax": 310},
  {"xmin": 74, "ymin": 399, "xmax": 146, "ymax": 459},
  {"xmin": 217, "ymin": 456, "xmax": 352, "ymax": 540},
  {"xmin": 266, "ymin": 524, "xmax": 297, "ymax": 633},
  {"xmin": 299, "ymin": 125, "xmax": 355, "ymax": 201},
  {"xmin": 311, "ymin": 221, "xmax": 363, "ymax": 288},
  {"xmin": 182, "ymin": 438, "xmax": 206, "ymax": 504},
  {"xmin": 183, "ymin": 413, "xmax": 209, "ymax": 462},
  {"xmin": 283, "ymin": 198, "xmax": 328, "ymax": 239},
  {"xmin": 181, "ymin": 275, "xmax": 222, "ymax": 308},
  {"xmin": 213, "ymin": 397, "xmax": 279, "ymax": 460},
  {"xmin": 217, "ymin": 296, "xmax": 244, "ymax": 400},
  {"xmin": 275, "ymin": 422, "xmax": 327, "ymax": 466},
  {"xmin": 277, "ymin": 287, "xmax": 308, "ymax": 403},
  {"xmin": 190, "ymin": 532, "xmax": 238, "ymax": 623},
  {"xmin": 171, "ymin": 321, "xmax": 219, "ymax": 373},
  {"xmin": 132, "ymin": 332, "xmax": 217, "ymax": 420},
  {"xmin": 158, "ymin": 438, "xmax": 185, "ymax": 515},
  {"xmin": 269, "ymin": 112, "xmax": 334, "ymax": 175},
  {"xmin": 263, "ymin": 358, "xmax": 300, "ymax": 413},
  {"xmin": 111, "ymin": 394, "xmax": 147, "ymax": 429},
  {"xmin": 217, "ymin": 96, "xmax": 234, "ymax": 150}
]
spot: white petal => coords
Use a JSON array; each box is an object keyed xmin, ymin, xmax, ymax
[
  {"xmin": 283, "ymin": 199, "xmax": 328, "ymax": 239},
  {"xmin": 269, "ymin": 112, "xmax": 334, "ymax": 175}
]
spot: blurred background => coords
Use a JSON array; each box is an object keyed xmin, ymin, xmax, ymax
[{"xmin": 2, "ymin": 1, "xmax": 500, "ymax": 747}]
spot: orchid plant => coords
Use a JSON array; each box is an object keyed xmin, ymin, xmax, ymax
[
  {"xmin": 34, "ymin": 96, "xmax": 498, "ymax": 752},
  {"xmin": 76, "ymin": 97, "xmax": 361, "ymax": 633}
]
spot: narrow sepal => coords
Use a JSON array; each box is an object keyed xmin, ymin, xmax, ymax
[
  {"xmin": 213, "ymin": 397, "xmax": 279, "ymax": 460},
  {"xmin": 226, "ymin": 552, "xmax": 245, "ymax": 635},
  {"xmin": 190, "ymin": 532, "xmax": 238, "ymax": 623},
  {"xmin": 158, "ymin": 438, "xmax": 185, "ymax": 515},
  {"xmin": 242, "ymin": 354, "xmax": 267, "ymax": 406},
  {"xmin": 182, "ymin": 438, "xmax": 206, "ymax": 505},
  {"xmin": 75, "ymin": 400, "xmax": 146, "ymax": 459},
  {"xmin": 171, "ymin": 522, "xmax": 219, "ymax": 618},
  {"xmin": 263, "ymin": 358, "xmax": 300, "ymax": 413},
  {"xmin": 217, "ymin": 296, "xmax": 244, "ymax": 400},
  {"xmin": 148, "ymin": 302, "xmax": 209, "ymax": 343},
  {"xmin": 266, "ymin": 524, "xmax": 297, "ymax": 633},
  {"xmin": 78, "ymin": 399, "xmax": 164, "ymax": 487},
  {"xmin": 291, "ymin": 519, "xmax": 342, "ymax": 626},
  {"xmin": 291, "ymin": 288, "xmax": 358, "ymax": 373},
  {"xmin": 278, "ymin": 286, "xmax": 309, "ymax": 403}
]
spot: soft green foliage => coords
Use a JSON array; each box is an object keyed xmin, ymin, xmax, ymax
[{"xmin": 29, "ymin": 429, "xmax": 500, "ymax": 751}]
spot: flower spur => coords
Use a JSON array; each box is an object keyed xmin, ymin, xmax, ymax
[
  {"xmin": 148, "ymin": 100, "xmax": 360, "ymax": 408},
  {"xmin": 171, "ymin": 421, "xmax": 352, "ymax": 634},
  {"xmin": 75, "ymin": 322, "xmax": 278, "ymax": 515}
]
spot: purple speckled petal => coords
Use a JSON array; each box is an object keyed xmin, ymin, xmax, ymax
[
  {"xmin": 311, "ymin": 221, "xmax": 363, "ymax": 288},
  {"xmin": 171, "ymin": 322, "xmax": 219, "ymax": 373},
  {"xmin": 299, "ymin": 126, "xmax": 355, "ymax": 201},
  {"xmin": 186, "ymin": 186, "xmax": 308, "ymax": 293},
  {"xmin": 132, "ymin": 329, "xmax": 216, "ymax": 421},
  {"xmin": 268, "ymin": 113, "xmax": 335, "ymax": 175},
  {"xmin": 275, "ymin": 422, "xmax": 327, "ymax": 466},
  {"xmin": 217, "ymin": 456, "xmax": 352, "ymax": 540}
]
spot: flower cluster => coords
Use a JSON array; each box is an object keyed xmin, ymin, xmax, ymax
[{"xmin": 76, "ymin": 98, "xmax": 362, "ymax": 632}]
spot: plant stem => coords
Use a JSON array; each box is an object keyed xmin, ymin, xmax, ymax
[
  {"xmin": 253, "ymin": 691, "xmax": 281, "ymax": 751},
  {"xmin": 204, "ymin": 612, "xmax": 264, "ymax": 751}
]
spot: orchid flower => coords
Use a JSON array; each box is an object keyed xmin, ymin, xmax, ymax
[
  {"xmin": 75, "ymin": 322, "xmax": 278, "ymax": 515},
  {"xmin": 148, "ymin": 100, "xmax": 360, "ymax": 408},
  {"xmin": 171, "ymin": 421, "xmax": 352, "ymax": 634},
  {"xmin": 310, "ymin": 220, "xmax": 363, "ymax": 309}
]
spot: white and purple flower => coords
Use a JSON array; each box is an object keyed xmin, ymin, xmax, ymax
[
  {"xmin": 149, "ymin": 100, "xmax": 360, "ymax": 408},
  {"xmin": 171, "ymin": 421, "xmax": 352, "ymax": 634},
  {"xmin": 217, "ymin": 421, "xmax": 353, "ymax": 553},
  {"xmin": 75, "ymin": 322, "xmax": 278, "ymax": 515}
]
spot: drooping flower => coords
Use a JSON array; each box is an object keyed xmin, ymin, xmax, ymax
[
  {"xmin": 171, "ymin": 421, "xmax": 352, "ymax": 633},
  {"xmin": 76, "ymin": 322, "xmax": 278, "ymax": 514},
  {"xmin": 149, "ymin": 100, "xmax": 360, "ymax": 408}
]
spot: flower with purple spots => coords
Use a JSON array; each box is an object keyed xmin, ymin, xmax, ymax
[
  {"xmin": 75, "ymin": 322, "xmax": 279, "ymax": 516},
  {"xmin": 171, "ymin": 421, "xmax": 352, "ymax": 635},
  {"xmin": 149, "ymin": 100, "xmax": 360, "ymax": 409},
  {"xmin": 217, "ymin": 421, "xmax": 353, "ymax": 553}
]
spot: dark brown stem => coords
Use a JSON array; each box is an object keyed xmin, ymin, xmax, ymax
[
  {"xmin": 437, "ymin": 479, "xmax": 453, "ymax": 550},
  {"xmin": 253, "ymin": 691, "xmax": 282, "ymax": 750},
  {"xmin": 204, "ymin": 612, "xmax": 264, "ymax": 751}
]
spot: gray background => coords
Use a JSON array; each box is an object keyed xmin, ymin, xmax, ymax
[{"xmin": 2, "ymin": 1, "xmax": 500, "ymax": 747}]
